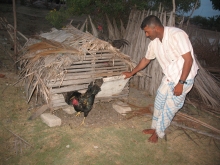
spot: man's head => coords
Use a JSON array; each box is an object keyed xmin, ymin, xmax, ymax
[{"xmin": 141, "ymin": 15, "xmax": 164, "ymax": 41}]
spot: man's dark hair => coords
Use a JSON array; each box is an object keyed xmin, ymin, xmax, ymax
[{"xmin": 141, "ymin": 15, "xmax": 163, "ymax": 29}]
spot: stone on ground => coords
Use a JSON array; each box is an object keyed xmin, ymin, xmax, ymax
[
  {"xmin": 40, "ymin": 113, "xmax": 61, "ymax": 127},
  {"xmin": 112, "ymin": 101, "xmax": 132, "ymax": 116},
  {"xmin": 63, "ymin": 105, "xmax": 76, "ymax": 114}
]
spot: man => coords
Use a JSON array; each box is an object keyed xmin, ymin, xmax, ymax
[{"xmin": 123, "ymin": 15, "xmax": 199, "ymax": 143}]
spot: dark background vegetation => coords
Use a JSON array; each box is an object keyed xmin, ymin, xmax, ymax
[{"xmin": 1, "ymin": 0, "xmax": 218, "ymax": 31}]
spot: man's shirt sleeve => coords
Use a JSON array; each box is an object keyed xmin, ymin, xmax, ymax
[
  {"xmin": 145, "ymin": 41, "xmax": 156, "ymax": 60},
  {"xmin": 171, "ymin": 31, "xmax": 192, "ymax": 56}
]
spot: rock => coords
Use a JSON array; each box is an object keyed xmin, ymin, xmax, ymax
[
  {"xmin": 112, "ymin": 101, "xmax": 132, "ymax": 116},
  {"xmin": 40, "ymin": 113, "xmax": 61, "ymax": 127},
  {"xmin": 62, "ymin": 106, "xmax": 76, "ymax": 115}
]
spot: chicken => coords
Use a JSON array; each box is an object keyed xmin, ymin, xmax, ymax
[
  {"xmin": 111, "ymin": 39, "xmax": 130, "ymax": 49},
  {"xmin": 65, "ymin": 79, "xmax": 103, "ymax": 126}
]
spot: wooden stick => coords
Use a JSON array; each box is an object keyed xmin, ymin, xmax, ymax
[{"xmin": 172, "ymin": 121, "xmax": 220, "ymax": 141}]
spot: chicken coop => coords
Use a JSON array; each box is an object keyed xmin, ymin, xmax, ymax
[{"xmin": 18, "ymin": 25, "xmax": 135, "ymax": 113}]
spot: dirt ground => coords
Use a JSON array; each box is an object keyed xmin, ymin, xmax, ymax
[{"xmin": 0, "ymin": 2, "xmax": 220, "ymax": 165}]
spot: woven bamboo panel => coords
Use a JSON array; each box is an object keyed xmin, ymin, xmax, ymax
[{"xmin": 47, "ymin": 51, "xmax": 130, "ymax": 109}]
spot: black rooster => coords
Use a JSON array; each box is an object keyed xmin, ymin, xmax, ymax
[
  {"xmin": 65, "ymin": 79, "xmax": 103, "ymax": 125},
  {"xmin": 111, "ymin": 39, "xmax": 130, "ymax": 49}
]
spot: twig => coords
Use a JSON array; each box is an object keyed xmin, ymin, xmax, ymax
[
  {"xmin": 4, "ymin": 127, "xmax": 33, "ymax": 147},
  {"xmin": 1, "ymin": 85, "xmax": 9, "ymax": 94},
  {"xmin": 182, "ymin": 128, "xmax": 199, "ymax": 146},
  {"xmin": 213, "ymin": 139, "xmax": 220, "ymax": 150},
  {"xmin": 173, "ymin": 132, "xmax": 185, "ymax": 141},
  {"xmin": 172, "ymin": 121, "xmax": 220, "ymax": 141}
]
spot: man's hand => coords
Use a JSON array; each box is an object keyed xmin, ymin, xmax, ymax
[
  {"xmin": 122, "ymin": 72, "xmax": 133, "ymax": 79},
  {"xmin": 122, "ymin": 58, "xmax": 151, "ymax": 79},
  {"xmin": 173, "ymin": 83, "xmax": 183, "ymax": 96}
]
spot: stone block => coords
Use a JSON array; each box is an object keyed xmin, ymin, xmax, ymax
[
  {"xmin": 40, "ymin": 113, "xmax": 61, "ymax": 127},
  {"xmin": 112, "ymin": 101, "xmax": 132, "ymax": 116},
  {"xmin": 63, "ymin": 106, "xmax": 76, "ymax": 115}
]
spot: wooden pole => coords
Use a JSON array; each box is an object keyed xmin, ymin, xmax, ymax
[{"xmin": 13, "ymin": 0, "xmax": 17, "ymax": 70}]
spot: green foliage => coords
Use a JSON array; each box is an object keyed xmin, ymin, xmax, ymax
[
  {"xmin": 210, "ymin": 0, "xmax": 220, "ymax": 10},
  {"xmin": 46, "ymin": 0, "xmax": 202, "ymax": 29},
  {"xmin": 66, "ymin": 0, "xmax": 147, "ymax": 20},
  {"xmin": 46, "ymin": 7, "xmax": 70, "ymax": 29},
  {"xmin": 64, "ymin": 0, "xmax": 201, "ymax": 19}
]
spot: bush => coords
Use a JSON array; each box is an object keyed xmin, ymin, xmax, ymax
[{"xmin": 46, "ymin": 7, "xmax": 70, "ymax": 29}]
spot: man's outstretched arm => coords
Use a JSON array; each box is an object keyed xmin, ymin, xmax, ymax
[{"xmin": 123, "ymin": 57, "xmax": 151, "ymax": 79}]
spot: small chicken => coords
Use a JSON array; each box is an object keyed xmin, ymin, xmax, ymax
[{"xmin": 65, "ymin": 79, "xmax": 103, "ymax": 125}]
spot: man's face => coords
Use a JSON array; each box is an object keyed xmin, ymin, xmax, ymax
[{"xmin": 143, "ymin": 25, "xmax": 157, "ymax": 41}]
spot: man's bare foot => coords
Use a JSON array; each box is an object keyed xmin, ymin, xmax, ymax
[
  {"xmin": 142, "ymin": 129, "xmax": 155, "ymax": 134},
  {"xmin": 148, "ymin": 131, "xmax": 158, "ymax": 143}
]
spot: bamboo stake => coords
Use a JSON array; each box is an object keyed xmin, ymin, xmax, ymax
[
  {"xmin": 80, "ymin": 18, "xmax": 87, "ymax": 32},
  {"xmin": 113, "ymin": 18, "xmax": 121, "ymax": 39},
  {"xmin": 106, "ymin": 14, "xmax": 115, "ymax": 40},
  {"xmin": 88, "ymin": 15, "xmax": 98, "ymax": 38}
]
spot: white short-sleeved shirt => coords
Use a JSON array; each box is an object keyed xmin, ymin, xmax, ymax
[{"xmin": 145, "ymin": 26, "xmax": 199, "ymax": 85}]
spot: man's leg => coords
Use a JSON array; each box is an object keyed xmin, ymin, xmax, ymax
[
  {"xmin": 142, "ymin": 129, "xmax": 158, "ymax": 143},
  {"xmin": 143, "ymin": 81, "xmax": 168, "ymax": 143},
  {"xmin": 154, "ymin": 80, "xmax": 194, "ymax": 139},
  {"xmin": 143, "ymin": 79, "xmax": 194, "ymax": 143}
]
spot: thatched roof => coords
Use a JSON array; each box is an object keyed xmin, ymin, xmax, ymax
[{"xmin": 18, "ymin": 25, "xmax": 136, "ymax": 103}]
